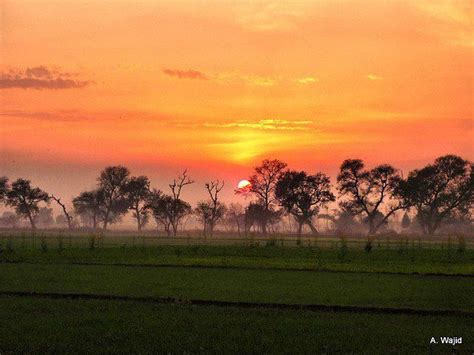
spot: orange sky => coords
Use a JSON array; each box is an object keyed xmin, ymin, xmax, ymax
[{"xmin": 0, "ymin": 0, "xmax": 473, "ymax": 204}]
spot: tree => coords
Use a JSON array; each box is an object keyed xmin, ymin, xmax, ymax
[
  {"xmin": 72, "ymin": 190, "xmax": 105, "ymax": 229},
  {"xmin": 0, "ymin": 211, "xmax": 20, "ymax": 228},
  {"xmin": 399, "ymin": 155, "xmax": 473, "ymax": 235},
  {"xmin": 167, "ymin": 170, "xmax": 194, "ymax": 236},
  {"xmin": 50, "ymin": 194, "xmax": 73, "ymax": 230},
  {"xmin": 195, "ymin": 180, "xmax": 226, "ymax": 237},
  {"xmin": 337, "ymin": 159, "xmax": 406, "ymax": 236},
  {"xmin": 276, "ymin": 170, "xmax": 335, "ymax": 236},
  {"xmin": 248, "ymin": 159, "xmax": 287, "ymax": 234},
  {"xmin": 245, "ymin": 202, "xmax": 280, "ymax": 234},
  {"xmin": 6, "ymin": 178, "xmax": 49, "ymax": 230},
  {"xmin": 34, "ymin": 207, "xmax": 54, "ymax": 228},
  {"xmin": 0, "ymin": 176, "xmax": 8, "ymax": 203},
  {"xmin": 97, "ymin": 166, "xmax": 131, "ymax": 230},
  {"xmin": 225, "ymin": 203, "xmax": 245, "ymax": 236},
  {"xmin": 148, "ymin": 190, "xmax": 191, "ymax": 237},
  {"xmin": 125, "ymin": 176, "xmax": 151, "ymax": 231},
  {"xmin": 401, "ymin": 213, "xmax": 411, "ymax": 229}
]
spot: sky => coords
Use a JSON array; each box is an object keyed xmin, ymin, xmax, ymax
[{"xmin": 0, "ymin": 0, "xmax": 473, "ymax": 207}]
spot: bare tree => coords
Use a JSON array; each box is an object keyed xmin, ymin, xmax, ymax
[
  {"xmin": 168, "ymin": 170, "xmax": 194, "ymax": 236},
  {"xmin": 6, "ymin": 178, "xmax": 49, "ymax": 230},
  {"xmin": 337, "ymin": 159, "xmax": 406, "ymax": 236},
  {"xmin": 50, "ymin": 194, "xmax": 73, "ymax": 230},
  {"xmin": 248, "ymin": 159, "xmax": 287, "ymax": 234},
  {"xmin": 195, "ymin": 180, "xmax": 226, "ymax": 237}
]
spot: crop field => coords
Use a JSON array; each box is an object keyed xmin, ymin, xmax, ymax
[{"xmin": 0, "ymin": 233, "xmax": 473, "ymax": 353}]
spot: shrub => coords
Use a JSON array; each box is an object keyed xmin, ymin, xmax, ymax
[
  {"xmin": 364, "ymin": 238, "xmax": 373, "ymax": 253},
  {"xmin": 57, "ymin": 237, "xmax": 64, "ymax": 252},
  {"xmin": 40, "ymin": 239, "xmax": 48, "ymax": 253},
  {"xmin": 337, "ymin": 237, "xmax": 348, "ymax": 260},
  {"xmin": 88, "ymin": 236, "xmax": 96, "ymax": 250},
  {"xmin": 457, "ymin": 236, "xmax": 466, "ymax": 254}
]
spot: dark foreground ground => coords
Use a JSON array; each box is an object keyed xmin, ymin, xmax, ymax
[{"xmin": 0, "ymin": 236, "xmax": 472, "ymax": 353}]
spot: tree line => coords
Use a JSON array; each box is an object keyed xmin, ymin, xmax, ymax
[{"xmin": 0, "ymin": 154, "xmax": 472, "ymax": 236}]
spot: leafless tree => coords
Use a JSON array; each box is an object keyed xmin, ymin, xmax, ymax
[{"xmin": 51, "ymin": 194, "xmax": 73, "ymax": 230}]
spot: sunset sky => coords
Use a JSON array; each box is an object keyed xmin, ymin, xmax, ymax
[{"xmin": 0, "ymin": 0, "xmax": 472, "ymax": 204}]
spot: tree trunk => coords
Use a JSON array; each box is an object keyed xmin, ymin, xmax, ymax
[
  {"xmin": 296, "ymin": 222, "xmax": 303, "ymax": 237},
  {"xmin": 27, "ymin": 212, "xmax": 36, "ymax": 230},
  {"xmin": 136, "ymin": 210, "xmax": 142, "ymax": 232},
  {"xmin": 307, "ymin": 221, "xmax": 318, "ymax": 235},
  {"xmin": 367, "ymin": 216, "xmax": 376, "ymax": 236}
]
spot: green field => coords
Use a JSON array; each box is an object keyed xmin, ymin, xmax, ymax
[{"xmin": 0, "ymin": 235, "xmax": 472, "ymax": 353}]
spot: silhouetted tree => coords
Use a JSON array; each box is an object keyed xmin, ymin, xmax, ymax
[
  {"xmin": 72, "ymin": 190, "xmax": 105, "ymax": 229},
  {"xmin": 97, "ymin": 166, "xmax": 130, "ymax": 230},
  {"xmin": 399, "ymin": 155, "xmax": 473, "ymax": 235},
  {"xmin": 50, "ymin": 194, "xmax": 73, "ymax": 230},
  {"xmin": 0, "ymin": 177, "xmax": 8, "ymax": 203},
  {"xmin": 276, "ymin": 170, "xmax": 335, "ymax": 236},
  {"xmin": 401, "ymin": 213, "xmax": 411, "ymax": 229},
  {"xmin": 6, "ymin": 178, "xmax": 49, "ymax": 230},
  {"xmin": 225, "ymin": 203, "xmax": 245, "ymax": 236},
  {"xmin": 34, "ymin": 207, "xmax": 54, "ymax": 228},
  {"xmin": 337, "ymin": 159, "xmax": 406, "ymax": 236},
  {"xmin": 167, "ymin": 170, "xmax": 194, "ymax": 236},
  {"xmin": 0, "ymin": 211, "xmax": 20, "ymax": 228},
  {"xmin": 125, "ymin": 176, "xmax": 151, "ymax": 231},
  {"xmin": 245, "ymin": 202, "xmax": 280, "ymax": 234},
  {"xmin": 248, "ymin": 159, "xmax": 287, "ymax": 234},
  {"xmin": 195, "ymin": 180, "xmax": 226, "ymax": 237}
]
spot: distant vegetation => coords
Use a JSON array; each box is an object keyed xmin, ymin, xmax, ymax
[{"xmin": 0, "ymin": 154, "xmax": 472, "ymax": 237}]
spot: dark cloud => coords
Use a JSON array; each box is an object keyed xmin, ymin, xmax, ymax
[
  {"xmin": 163, "ymin": 68, "xmax": 207, "ymax": 80},
  {"xmin": 0, "ymin": 66, "xmax": 92, "ymax": 90}
]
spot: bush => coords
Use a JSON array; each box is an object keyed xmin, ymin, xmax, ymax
[
  {"xmin": 88, "ymin": 236, "xmax": 96, "ymax": 250},
  {"xmin": 40, "ymin": 239, "xmax": 48, "ymax": 253},
  {"xmin": 337, "ymin": 237, "xmax": 348, "ymax": 260},
  {"xmin": 364, "ymin": 239, "xmax": 373, "ymax": 253},
  {"xmin": 457, "ymin": 236, "xmax": 466, "ymax": 254},
  {"xmin": 57, "ymin": 237, "xmax": 64, "ymax": 252}
]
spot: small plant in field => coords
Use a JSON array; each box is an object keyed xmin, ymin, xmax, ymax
[
  {"xmin": 57, "ymin": 237, "xmax": 64, "ymax": 252},
  {"xmin": 6, "ymin": 239, "xmax": 14, "ymax": 253},
  {"xmin": 265, "ymin": 238, "xmax": 277, "ymax": 247},
  {"xmin": 296, "ymin": 237, "xmax": 302, "ymax": 246},
  {"xmin": 457, "ymin": 236, "xmax": 466, "ymax": 254},
  {"xmin": 337, "ymin": 237, "xmax": 348, "ymax": 260},
  {"xmin": 40, "ymin": 239, "xmax": 48, "ymax": 253},
  {"xmin": 364, "ymin": 238, "xmax": 373, "ymax": 253},
  {"xmin": 174, "ymin": 247, "xmax": 182, "ymax": 257},
  {"xmin": 88, "ymin": 236, "xmax": 96, "ymax": 250}
]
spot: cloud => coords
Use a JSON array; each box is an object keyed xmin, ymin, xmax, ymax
[
  {"xmin": 367, "ymin": 74, "xmax": 383, "ymax": 81},
  {"xmin": 296, "ymin": 77, "xmax": 319, "ymax": 84},
  {"xmin": 203, "ymin": 119, "xmax": 313, "ymax": 131},
  {"xmin": 0, "ymin": 66, "xmax": 91, "ymax": 90},
  {"xmin": 163, "ymin": 68, "xmax": 207, "ymax": 80}
]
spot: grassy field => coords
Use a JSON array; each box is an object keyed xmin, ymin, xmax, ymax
[{"xmin": 0, "ymin": 234, "xmax": 472, "ymax": 353}]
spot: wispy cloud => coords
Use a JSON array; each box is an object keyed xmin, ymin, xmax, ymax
[
  {"xmin": 296, "ymin": 77, "xmax": 318, "ymax": 84},
  {"xmin": 203, "ymin": 119, "xmax": 313, "ymax": 131},
  {"xmin": 367, "ymin": 74, "xmax": 383, "ymax": 81},
  {"xmin": 163, "ymin": 68, "xmax": 208, "ymax": 80},
  {"xmin": 0, "ymin": 66, "xmax": 91, "ymax": 90}
]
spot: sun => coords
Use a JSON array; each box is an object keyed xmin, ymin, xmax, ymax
[{"xmin": 238, "ymin": 179, "xmax": 251, "ymax": 189}]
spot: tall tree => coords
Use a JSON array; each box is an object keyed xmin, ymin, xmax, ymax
[
  {"xmin": 225, "ymin": 203, "xmax": 245, "ymax": 236},
  {"xmin": 72, "ymin": 190, "xmax": 105, "ymax": 229},
  {"xmin": 399, "ymin": 155, "xmax": 473, "ymax": 235},
  {"xmin": 125, "ymin": 176, "xmax": 151, "ymax": 231},
  {"xmin": 248, "ymin": 159, "xmax": 287, "ymax": 234},
  {"xmin": 167, "ymin": 170, "xmax": 194, "ymax": 236},
  {"xmin": 6, "ymin": 178, "xmax": 49, "ymax": 230},
  {"xmin": 276, "ymin": 170, "xmax": 335, "ymax": 236},
  {"xmin": 201, "ymin": 180, "xmax": 226, "ymax": 236},
  {"xmin": 0, "ymin": 176, "xmax": 9, "ymax": 203},
  {"xmin": 337, "ymin": 159, "xmax": 405, "ymax": 236},
  {"xmin": 97, "ymin": 166, "xmax": 131, "ymax": 230},
  {"xmin": 50, "ymin": 194, "xmax": 73, "ymax": 230}
]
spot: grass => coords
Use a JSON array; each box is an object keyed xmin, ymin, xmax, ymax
[
  {"xmin": 0, "ymin": 263, "xmax": 472, "ymax": 311},
  {"xmin": 0, "ymin": 235, "xmax": 472, "ymax": 353},
  {"xmin": 0, "ymin": 296, "xmax": 472, "ymax": 354},
  {"xmin": 1, "ymin": 243, "xmax": 473, "ymax": 274}
]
